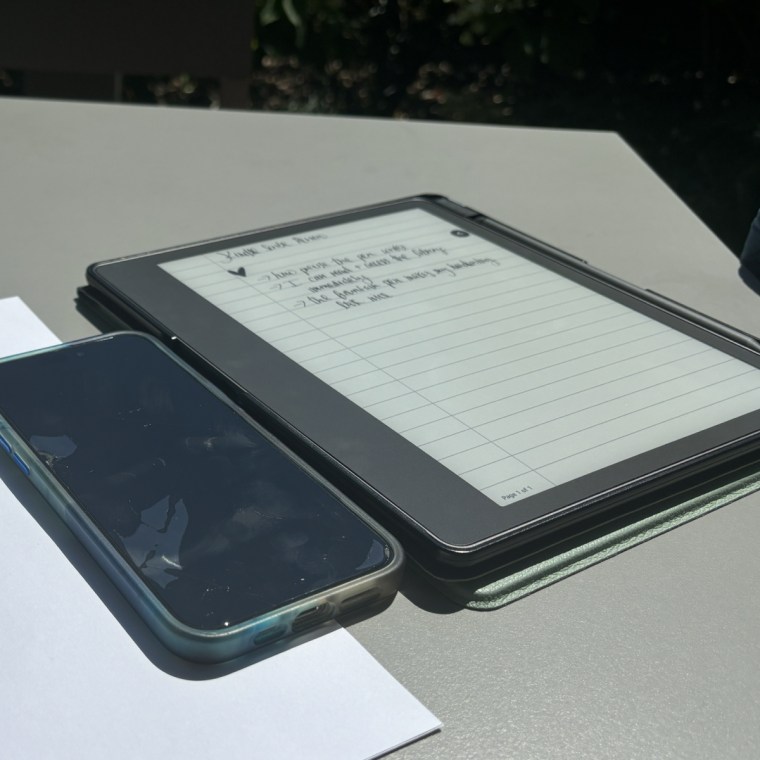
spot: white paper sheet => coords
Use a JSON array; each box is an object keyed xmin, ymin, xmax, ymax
[{"xmin": 0, "ymin": 296, "xmax": 440, "ymax": 760}]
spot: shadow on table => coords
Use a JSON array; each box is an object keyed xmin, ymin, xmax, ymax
[
  {"xmin": 739, "ymin": 265, "xmax": 760, "ymax": 297},
  {"xmin": 0, "ymin": 455, "xmax": 353, "ymax": 681},
  {"xmin": 396, "ymin": 566, "xmax": 463, "ymax": 614}
]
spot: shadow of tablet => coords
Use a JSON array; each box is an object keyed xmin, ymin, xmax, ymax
[
  {"xmin": 396, "ymin": 565, "xmax": 463, "ymax": 614},
  {"xmin": 0, "ymin": 456, "xmax": 357, "ymax": 681}
]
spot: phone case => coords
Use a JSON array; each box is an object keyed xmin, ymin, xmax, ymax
[{"xmin": 0, "ymin": 334, "xmax": 404, "ymax": 663}]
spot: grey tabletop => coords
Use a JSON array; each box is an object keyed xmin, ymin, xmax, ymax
[{"xmin": 2, "ymin": 97, "xmax": 759, "ymax": 759}]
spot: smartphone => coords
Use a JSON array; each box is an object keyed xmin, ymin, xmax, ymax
[{"xmin": 0, "ymin": 332, "xmax": 403, "ymax": 662}]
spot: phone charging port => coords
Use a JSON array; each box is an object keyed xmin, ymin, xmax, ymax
[{"xmin": 292, "ymin": 603, "xmax": 331, "ymax": 633}]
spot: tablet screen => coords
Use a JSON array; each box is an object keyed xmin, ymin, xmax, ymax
[{"xmin": 159, "ymin": 208, "xmax": 760, "ymax": 506}]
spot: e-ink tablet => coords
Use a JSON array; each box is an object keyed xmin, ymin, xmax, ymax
[{"xmin": 86, "ymin": 195, "xmax": 760, "ymax": 578}]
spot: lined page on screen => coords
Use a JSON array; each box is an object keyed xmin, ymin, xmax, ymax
[{"xmin": 160, "ymin": 208, "xmax": 760, "ymax": 506}]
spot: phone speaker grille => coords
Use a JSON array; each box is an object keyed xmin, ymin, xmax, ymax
[{"xmin": 291, "ymin": 603, "xmax": 331, "ymax": 633}]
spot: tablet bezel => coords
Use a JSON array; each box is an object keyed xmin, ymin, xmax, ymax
[{"xmin": 87, "ymin": 196, "xmax": 760, "ymax": 571}]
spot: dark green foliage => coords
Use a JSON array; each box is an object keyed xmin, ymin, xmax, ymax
[{"xmin": 250, "ymin": 0, "xmax": 760, "ymax": 252}]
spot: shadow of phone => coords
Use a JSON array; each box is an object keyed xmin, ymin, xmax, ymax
[{"xmin": 0, "ymin": 455, "xmax": 342, "ymax": 681}]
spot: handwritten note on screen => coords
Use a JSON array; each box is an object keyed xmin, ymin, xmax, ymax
[{"xmin": 160, "ymin": 209, "xmax": 760, "ymax": 506}]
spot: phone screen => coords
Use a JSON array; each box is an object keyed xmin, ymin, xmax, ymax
[{"xmin": 0, "ymin": 334, "xmax": 391, "ymax": 630}]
